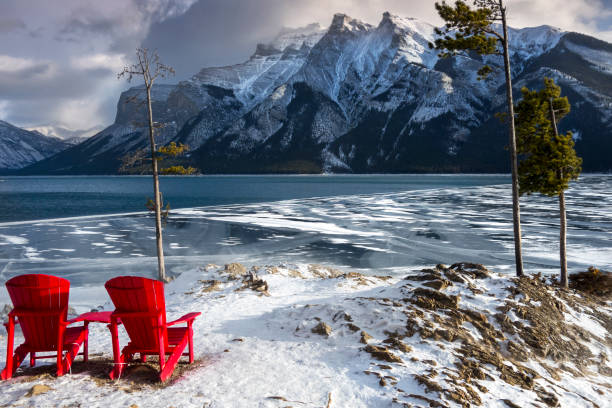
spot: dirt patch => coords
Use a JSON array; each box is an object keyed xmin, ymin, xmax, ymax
[
  {"xmin": 199, "ymin": 279, "xmax": 223, "ymax": 293},
  {"xmin": 221, "ymin": 263, "xmax": 247, "ymax": 280},
  {"xmin": 362, "ymin": 263, "xmax": 610, "ymax": 407},
  {"xmin": 501, "ymin": 275, "xmax": 597, "ymax": 369},
  {"xmin": 569, "ymin": 267, "xmax": 612, "ymax": 298},
  {"xmin": 24, "ymin": 384, "xmax": 52, "ymax": 397},
  {"xmin": 5, "ymin": 357, "xmax": 207, "ymax": 391},
  {"xmin": 308, "ymin": 264, "xmax": 344, "ymax": 279}
]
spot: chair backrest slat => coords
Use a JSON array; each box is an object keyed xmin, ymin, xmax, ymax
[
  {"xmin": 6, "ymin": 274, "xmax": 69, "ymax": 350},
  {"xmin": 105, "ymin": 276, "xmax": 167, "ymax": 350}
]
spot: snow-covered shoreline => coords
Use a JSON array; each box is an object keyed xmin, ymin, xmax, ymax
[{"xmin": 1, "ymin": 262, "xmax": 610, "ymax": 407}]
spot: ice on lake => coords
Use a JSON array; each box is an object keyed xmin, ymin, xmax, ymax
[{"xmin": 0, "ymin": 175, "xmax": 611, "ymax": 297}]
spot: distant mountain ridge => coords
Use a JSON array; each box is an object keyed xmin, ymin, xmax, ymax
[
  {"xmin": 21, "ymin": 12, "xmax": 612, "ymax": 174},
  {"xmin": 0, "ymin": 121, "xmax": 71, "ymax": 170}
]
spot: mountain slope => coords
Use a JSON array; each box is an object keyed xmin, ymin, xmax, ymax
[
  {"xmin": 22, "ymin": 12, "xmax": 612, "ymax": 174},
  {"xmin": 0, "ymin": 121, "xmax": 71, "ymax": 170}
]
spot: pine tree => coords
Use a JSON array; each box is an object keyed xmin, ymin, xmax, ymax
[
  {"xmin": 515, "ymin": 78, "xmax": 582, "ymax": 288},
  {"xmin": 118, "ymin": 48, "xmax": 175, "ymax": 282},
  {"xmin": 431, "ymin": 0, "xmax": 524, "ymax": 277}
]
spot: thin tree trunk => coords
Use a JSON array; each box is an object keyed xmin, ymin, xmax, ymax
[
  {"xmin": 559, "ymin": 191, "xmax": 568, "ymax": 287},
  {"xmin": 549, "ymin": 98, "xmax": 568, "ymax": 287},
  {"xmin": 501, "ymin": 3, "xmax": 524, "ymax": 277},
  {"xmin": 146, "ymin": 85, "xmax": 166, "ymax": 282}
]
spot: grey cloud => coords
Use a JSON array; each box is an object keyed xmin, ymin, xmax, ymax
[
  {"xmin": 0, "ymin": 18, "xmax": 26, "ymax": 34},
  {"xmin": 141, "ymin": 0, "xmax": 289, "ymax": 81},
  {"xmin": 56, "ymin": 14, "xmax": 117, "ymax": 42},
  {"xmin": 0, "ymin": 65, "xmax": 114, "ymax": 101}
]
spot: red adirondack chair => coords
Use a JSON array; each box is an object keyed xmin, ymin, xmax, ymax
[
  {"xmin": 1, "ymin": 274, "xmax": 89, "ymax": 380},
  {"xmin": 105, "ymin": 276, "xmax": 201, "ymax": 382}
]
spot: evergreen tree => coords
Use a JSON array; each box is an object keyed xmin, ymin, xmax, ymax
[
  {"xmin": 515, "ymin": 78, "xmax": 582, "ymax": 288},
  {"xmin": 431, "ymin": 0, "xmax": 524, "ymax": 277}
]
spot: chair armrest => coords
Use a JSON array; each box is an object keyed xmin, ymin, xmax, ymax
[
  {"xmin": 111, "ymin": 311, "xmax": 158, "ymax": 319},
  {"xmin": 167, "ymin": 312, "xmax": 201, "ymax": 326},
  {"xmin": 66, "ymin": 311, "xmax": 115, "ymax": 325}
]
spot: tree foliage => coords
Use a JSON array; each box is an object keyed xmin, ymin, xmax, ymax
[
  {"xmin": 119, "ymin": 142, "xmax": 198, "ymax": 175},
  {"xmin": 516, "ymin": 78, "xmax": 582, "ymax": 197},
  {"xmin": 157, "ymin": 142, "xmax": 197, "ymax": 175},
  {"xmin": 430, "ymin": 1, "xmax": 503, "ymax": 79}
]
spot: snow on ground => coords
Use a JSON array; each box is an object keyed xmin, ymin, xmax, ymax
[{"xmin": 0, "ymin": 262, "xmax": 610, "ymax": 408}]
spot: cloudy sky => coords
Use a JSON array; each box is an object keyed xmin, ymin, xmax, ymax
[{"xmin": 1, "ymin": 0, "xmax": 611, "ymax": 138}]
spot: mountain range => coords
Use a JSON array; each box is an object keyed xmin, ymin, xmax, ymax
[
  {"xmin": 12, "ymin": 12, "xmax": 612, "ymax": 174},
  {"xmin": 0, "ymin": 120, "xmax": 73, "ymax": 170}
]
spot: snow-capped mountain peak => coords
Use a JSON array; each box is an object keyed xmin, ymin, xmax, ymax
[
  {"xmin": 329, "ymin": 13, "xmax": 372, "ymax": 34},
  {"xmin": 0, "ymin": 120, "xmax": 71, "ymax": 169},
  {"xmin": 271, "ymin": 23, "xmax": 326, "ymax": 51}
]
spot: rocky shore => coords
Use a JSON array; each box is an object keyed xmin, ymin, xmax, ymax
[{"xmin": 0, "ymin": 262, "xmax": 610, "ymax": 407}]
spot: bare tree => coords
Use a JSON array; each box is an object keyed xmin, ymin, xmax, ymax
[
  {"xmin": 432, "ymin": 0, "xmax": 524, "ymax": 276},
  {"xmin": 118, "ymin": 48, "xmax": 175, "ymax": 282}
]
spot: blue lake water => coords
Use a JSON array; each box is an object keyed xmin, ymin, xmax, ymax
[{"xmin": 0, "ymin": 175, "xmax": 510, "ymax": 223}]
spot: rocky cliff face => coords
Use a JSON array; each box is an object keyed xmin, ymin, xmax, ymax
[
  {"xmin": 0, "ymin": 121, "xmax": 70, "ymax": 170},
  {"xmin": 23, "ymin": 12, "xmax": 612, "ymax": 174}
]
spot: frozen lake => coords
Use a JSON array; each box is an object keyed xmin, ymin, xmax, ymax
[{"xmin": 0, "ymin": 174, "xmax": 610, "ymax": 299}]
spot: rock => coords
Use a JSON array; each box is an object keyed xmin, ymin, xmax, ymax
[
  {"xmin": 413, "ymin": 373, "xmax": 444, "ymax": 393},
  {"xmin": 346, "ymin": 323, "xmax": 360, "ymax": 332},
  {"xmin": 422, "ymin": 278, "xmax": 451, "ymax": 291},
  {"xmin": 239, "ymin": 270, "xmax": 270, "ymax": 296},
  {"xmin": 287, "ymin": 269, "xmax": 305, "ymax": 278},
  {"xmin": 383, "ymin": 337, "xmax": 412, "ymax": 353},
  {"xmin": 312, "ymin": 322, "xmax": 332, "ymax": 337},
  {"xmin": 535, "ymin": 386, "xmax": 560, "ymax": 407},
  {"xmin": 223, "ymin": 263, "xmax": 247, "ymax": 280},
  {"xmin": 0, "ymin": 304, "xmax": 12, "ymax": 321},
  {"xmin": 25, "ymin": 384, "xmax": 52, "ymax": 397},
  {"xmin": 501, "ymin": 399, "xmax": 521, "ymax": 408},
  {"xmin": 200, "ymin": 280, "xmax": 222, "ymax": 292},
  {"xmin": 404, "ymin": 269, "xmax": 442, "ymax": 281},
  {"xmin": 450, "ymin": 262, "xmax": 491, "ymax": 278},
  {"xmin": 364, "ymin": 345, "xmax": 402, "ymax": 363},
  {"xmin": 360, "ymin": 331, "xmax": 373, "ymax": 344},
  {"xmin": 411, "ymin": 288, "xmax": 459, "ymax": 310}
]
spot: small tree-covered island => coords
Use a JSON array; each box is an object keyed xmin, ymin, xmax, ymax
[{"xmin": 0, "ymin": 0, "xmax": 610, "ymax": 407}]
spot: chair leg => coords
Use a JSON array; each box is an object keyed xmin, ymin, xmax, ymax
[
  {"xmin": 108, "ymin": 319, "xmax": 126, "ymax": 380},
  {"xmin": 1, "ymin": 347, "xmax": 28, "ymax": 380},
  {"xmin": 159, "ymin": 335, "xmax": 188, "ymax": 382},
  {"xmin": 83, "ymin": 322, "xmax": 89, "ymax": 363},
  {"xmin": 62, "ymin": 340, "xmax": 83, "ymax": 375},
  {"xmin": 56, "ymin": 324, "xmax": 65, "ymax": 377},
  {"xmin": 188, "ymin": 322, "xmax": 194, "ymax": 364},
  {"xmin": 1, "ymin": 316, "xmax": 16, "ymax": 380}
]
